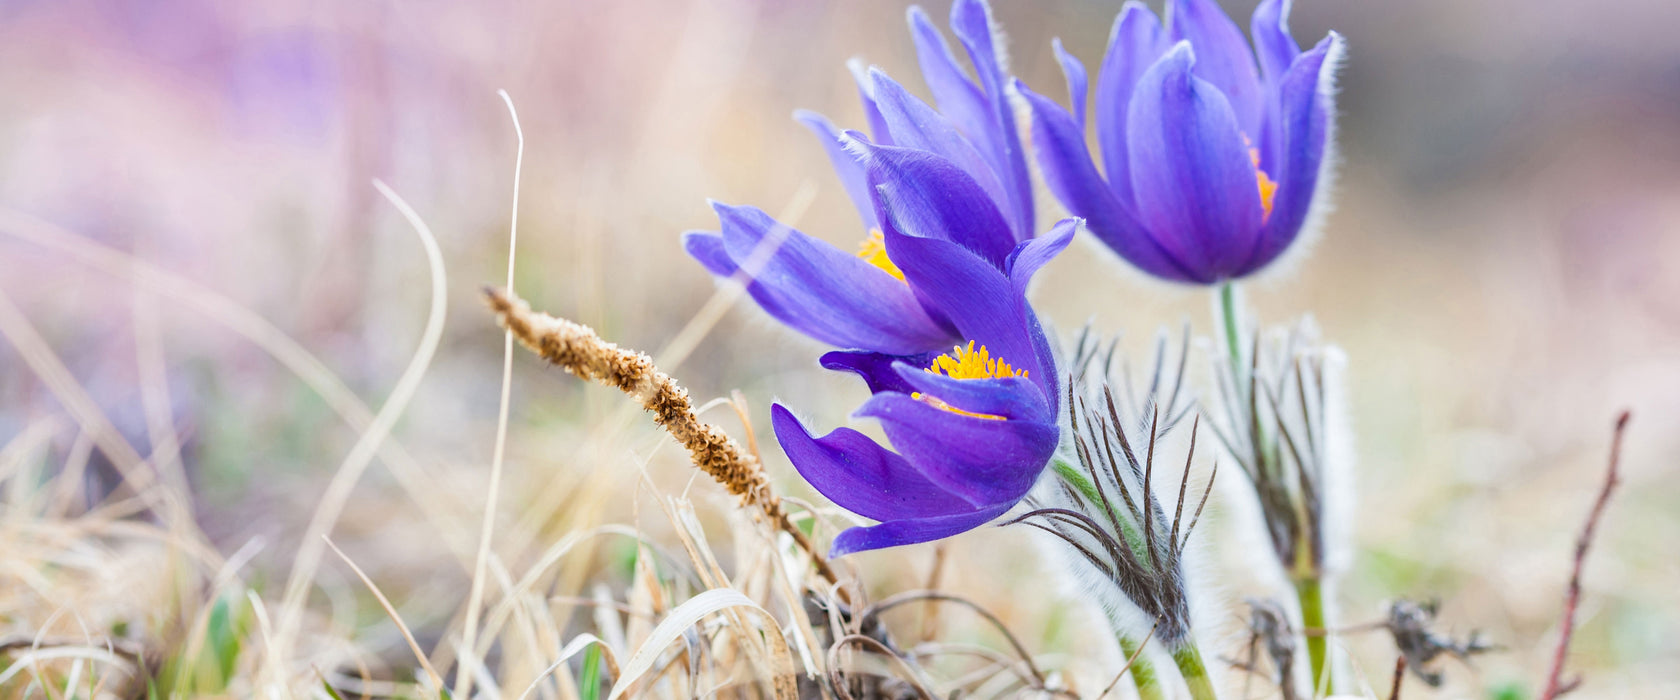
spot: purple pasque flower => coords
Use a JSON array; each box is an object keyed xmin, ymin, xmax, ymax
[
  {"xmin": 794, "ymin": 0, "xmax": 1034, "ymax": 244},
  {"xmin": 767, "ymin": 138, "xmax": 1074, "ymax": 556},
  {"xmin": 686, "ymin": 137, "xmax": 1073, "ymax": 557},
  {"xmin": 1017, "ymin": 0, "xmax": 1344, "ymax": 284}
]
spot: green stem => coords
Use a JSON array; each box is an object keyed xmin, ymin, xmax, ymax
[
  {"xmin": 1172, "ymin": 643, "xmax": 1220, "ymax": 700},
  {"xmin": 1296, "ymin": 575, "xmax": 1330, "ymax": 696},
  {"xmin": 1117, "ymin": 634, "xmax": 1166, "ymax": 700},
  {"xmin": 1219, "ymin": 282, "xmax": 1243, "ymax": 390}
]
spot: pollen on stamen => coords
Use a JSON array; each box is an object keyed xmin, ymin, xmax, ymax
[
  {"xmin": 1249, "ymin": 146, "xmax": 1279, "ymax": 222},
  {"xmin": 856, "ymin": 230, "xmax": 905, "ymax": 281},
  {"xmin": 912, "ymin": 341, "xmax": 1028, "ymax": 421}
]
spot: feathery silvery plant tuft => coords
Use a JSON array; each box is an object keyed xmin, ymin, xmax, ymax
[
  {"xmin": 1208, "ymin": 310, "xmax": 1353, "ymax": 695},
  {"xmin": 1016, "ymin": 328, "xmax": 1221, "ymax": 700}
]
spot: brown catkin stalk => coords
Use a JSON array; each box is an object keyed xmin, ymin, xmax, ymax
[{"xmin": 484, "ymin": 287, "xmax": 842, "ymax": 592}]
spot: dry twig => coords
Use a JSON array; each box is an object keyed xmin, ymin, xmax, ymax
[{"xmin": 1539, "ymin": 410, "xmax": 1630, "ymax": 699}]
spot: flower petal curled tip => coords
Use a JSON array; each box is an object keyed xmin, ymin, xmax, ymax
[
  {"xmin": 1169, "ymin": 0, "xmax": 1263, "ymax": 135},
  {"xmin": 866, "ymin": 69, "xmax": 1010, "ymax": 214},
  {"xmin": 795, "ymin": 109, "xmax": 878, "ymax": 231},
  {"xmin": 847, "ymin": 139, "xmax": 1017, "ymax": 270},
  {"xmin": 1096, "ymin": 4, "xmax": 1169, "ymax": 206},
  {"xmin": 1251, "ymin": 0, "xmax": 1301, "ymax": 82},
  {"xmin": 948, "ymin": 0, "xmax": 1035, "ymax": 241},
  {"xmin": 858, "ymin": 389, "xmax": 1058, "ymax": 507},
  {"xmin": 1245, "ymin": 31, "xmax": 1342, "ymax": 274},
  {"xmin": 908, "ymin": 4, "xmax": 991, "ymax": 156},
  {"xmin": 699, "ymin": 201, "xmax": 951, "ymax": 355},
  {"xmin": 1127, "ymin": 42, "xmax": 1265, "ymax": 283},
  {"xmin": 1051, "ymin": 38, "xmax": 1088, "ymax": 130},
  {"xmin": 829, "ymin": 501, "xmax": 1012, "ymax": 557},
  {"xmin": 771, "ymin": 403, "xmax": 973, "ymax": 523},
  {"xmin": 821, "ymin": 349, "xmax": 937, "ymax": 395},
  {"xmin": 1017, "ymin": 82, "xmax": 1193, "ymax": 282}
]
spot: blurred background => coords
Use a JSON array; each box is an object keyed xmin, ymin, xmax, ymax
[{"xmin": 0, "ymin": 0, "xmax": 1676, "ymax": 696}]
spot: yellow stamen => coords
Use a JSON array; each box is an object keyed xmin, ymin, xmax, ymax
[
  {"xmin": 1248, "ymin": 145, "xmax": 1279, "ymax": 222},
  {"xmin": 911, "ymin": 341, "xmax": 1028, "ymax": 421},
  {"xmin": 856, "ymin": 230, "xmax": 905, "ymax": 282}
]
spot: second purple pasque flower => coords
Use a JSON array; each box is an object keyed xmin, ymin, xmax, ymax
[{"xmin": 1018, "ymin": 0, "xmax": 1344, "ymax": 284}]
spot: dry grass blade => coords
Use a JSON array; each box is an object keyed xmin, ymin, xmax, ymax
[
  {"xmin": 0, "ymin": 206, "xmax": 470, "ymax": 568},
  {"xmin": 457, "ymin": 87, "xmax": 528, "ymax": 700},
  {"xmin": 606, "ymin": 588, "xmax": 794, "ymax": 700},
  {"xmin": 0, "ymin": 288, "xmax": 172, "ymax": 519},
  {"xmin": 323, "ymin": 537, "xmax": 446, "ymax": 693},
  {"xmin": 273, "ymin": 180, "xmax": 449, "ymax": 661}
]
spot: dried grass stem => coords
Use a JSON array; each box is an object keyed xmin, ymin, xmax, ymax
[{"xmin": 483, "ymin": 287, "xmax": 840, "ymax": 591}]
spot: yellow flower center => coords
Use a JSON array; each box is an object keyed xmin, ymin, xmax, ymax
[
  {"xmin": 856, "ymin": 230, "xmax": 905, "ymax": 282},
  {"xmin": 911, "ymin": 341, "xmax": 1028, "ymax": 421},
  {"xmin": 1243, "ymin": 135, "xmax": 1279, "ymax": 222},
  {"xmin": 1250, "ymin": 147, "xmax": 1278, "ymax": 222}
]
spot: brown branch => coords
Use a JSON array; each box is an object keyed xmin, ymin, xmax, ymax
[
  {"xmin": 1389, "ymin": 656, "xmax": 1406, "ymax": 700},
  {"xmin": 483, "ymin": 287, "xmax": 842, "ymax": 594},
  {"xmin": 1539, "ymin": 410, "xmax": 1631, "ymax": 700}
]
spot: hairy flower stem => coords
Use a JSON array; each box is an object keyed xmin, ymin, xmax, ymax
[
  {"xmin": 1296, "ymin": 574, "xmax": 1329, "ymax": 693},
  {"xmin": 1052, "ymin": 459, "xmax": 1171, "ymax": 700},
  {"xmin": 1117, "ymin": 634, "xmax": 1165, "ymax": 700},
  {"xmin": 1172, "ymin": 643, "xmax": 1220, "ymax": 700},
  {"xmin": 1216, "ymin": 283, "xmax": 1330, "ymax": 693}
]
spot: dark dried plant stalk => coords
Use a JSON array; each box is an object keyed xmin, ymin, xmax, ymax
[{"xmin": 483, "ymin": 287, "xmax": 840, "ymax": 590}]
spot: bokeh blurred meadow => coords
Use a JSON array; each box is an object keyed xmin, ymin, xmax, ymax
[{"xmin": 1, "ymin": 0, "xmax": 1677, "ymax": 697}]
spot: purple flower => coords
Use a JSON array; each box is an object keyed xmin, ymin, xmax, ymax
[
  {"xmin": 682, "ymin": 0, "xmax": 1071, "ymax": 555},
  {"xmin": 692, "ymin": 143, "xmax": 1075, "ymax": 554},
  {"xmin": 794, "ymin": 0, "xmax": 1033, "ymax": 244},
  {"xmin": 1018, "ymin": 0, "xmax": 1344, "ymax": 284},
  {"xmin": 766, "ymin": 140, "xmax": 1073, "ymax": 556}
]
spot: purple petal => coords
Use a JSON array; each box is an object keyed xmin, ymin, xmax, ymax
[
  {"xmin": 867, "ymin": 69, "xmax": 1010, "ymax": 215},
  {"xmin": 857, "ymin": 391, "xmax": 1058, "ymax": 507},
  {"xmin": 821, "ymin": 349, "xmax": 940, "ymax": 395},
  {"xmin": 830, "ymin": 501, "xmax": 1012, "ymax": 556},
  {"xmin": 949, "ymin": 0, "xmax": 1035, "ymax": 241},
  {"xmin": 852, "ymin": 140, "xmax": 1018, "ymax": 270},
  {"xmin": 1018, "ymin": 81, "xmax": 1196, "ymax": 282},
  {"xmin": 1052, "ymin": 38, "xmax": 1089, "ymax": 130},
  {"xmin": 683, "ymin": 231, "xmax": 737, "ymax": 277},
  {"xmin": 710, "ymin": 202, "xmax": 950, "ymax": 354},
  {"xmin": 795, "ymin": 110, "xmax": 879, "ymax": 231},
  {"xmin": 1095, "ymin": 3, "xmax": 1169, "ymax": 206},
  {"xmin": 1169, "ymin": 0, "xmax": 1264, "ymax": 137},
  {"xmin": 907, "ymin": 5, "xmax": 992, "ymax": 153},
  {"xmin": 772, "ymin": 404, "xmax": 972, "ymax": 523},
  {"xmin": 1244, "ymin": 32, "xmax": 1342, "ymax": 275},
  {"xmin": 1251, "ymin": 0, "xmax": 1301, "ymax": 84},
  {"xmin": 891, "ymin": 366, "xmax": 1052, "ymax": 425},
  {"xmin": 878, "ymin": 225, "xmax": 1053, "ymax": 397},
  {"xmin": 1005, "ymin": 217, "xmax": 1079, "ymax": 301},
  {"xmin": 847, "ymin": 59, "xmax": 894, "ymax": 146},
  {"xmin": 1127, "ymin": 43, "xmax": 1265, "ymax": 283}
]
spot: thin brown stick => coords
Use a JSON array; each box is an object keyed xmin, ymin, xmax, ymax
[
  {"xmin": 861, "ymin": 591, "xmax": 1049, "ymax": 690},
  {"xmin": 1388, "ymin": 655, "xmax": 1406, "ymax": 700},
  {"xmin": 828, "ymin": 635, "xmax": 936, "ymax": 700},
  {"xmin": 1097, "ymin": 621, "xmax": 1158, "ymax": 700},
  {"xmin": 483, "ymin": 288, "xmax": 842, "ymax": 594},
  {"xmin": 1539, "ymin": 410, "xmax": 1630, "ymax": 700}
]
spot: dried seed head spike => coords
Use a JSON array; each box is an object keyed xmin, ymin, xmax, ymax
[{"xmin": 483, "ymin": 287, "xmax": 843, "ymax": 592}]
